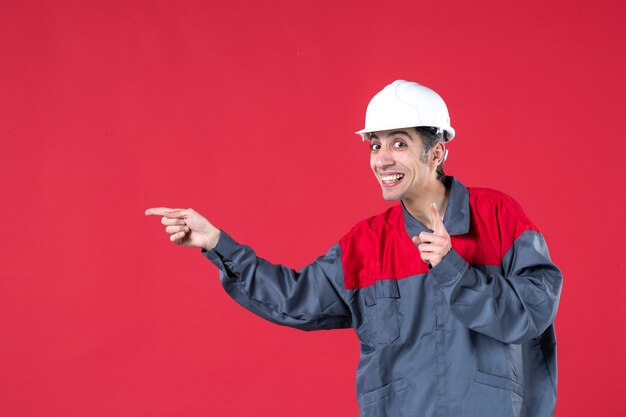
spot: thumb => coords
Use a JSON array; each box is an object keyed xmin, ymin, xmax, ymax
[{"xmin": 412, "ymin": 235, "xmax": 422, "ymax": 246}]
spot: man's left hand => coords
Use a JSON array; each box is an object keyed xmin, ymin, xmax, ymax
[{"xmin": 412, "ymin": 202, "xmax": 452, "ymax": 268}]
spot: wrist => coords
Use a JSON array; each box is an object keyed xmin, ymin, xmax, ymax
[{"xmin": 204, "ymin": 230, "xmax": 221, "ymax": 251}]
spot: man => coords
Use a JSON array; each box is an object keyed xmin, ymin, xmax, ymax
[{"xmin": 146, "ymin": 80, "xmax": 562, "ymax": 417}]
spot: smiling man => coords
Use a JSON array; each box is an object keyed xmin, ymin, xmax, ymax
[{"xmin": 146, "ymin": 80, "xmax": 562, "ymax": 417}]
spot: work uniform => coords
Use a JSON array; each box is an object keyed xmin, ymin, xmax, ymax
[{"xmin": 202, "ymin": 177, "xmax": 562, "ymax": 417}]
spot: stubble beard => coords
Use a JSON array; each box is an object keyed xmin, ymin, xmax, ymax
[{"xmin": 381, "ymin": 187, "xmax": 406, "ymax": 201}]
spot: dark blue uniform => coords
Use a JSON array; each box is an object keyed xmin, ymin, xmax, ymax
[{"xmin": 203, "ymin": 177, "xmax": 562, "ymax": 417}]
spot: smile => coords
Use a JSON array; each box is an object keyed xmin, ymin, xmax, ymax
[{"xmin": 381, "ymin": 173, "xmax": 405, "ymax": 185}]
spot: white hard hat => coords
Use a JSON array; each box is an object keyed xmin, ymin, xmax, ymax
[{"xmin": 357, "ymin": 80, "xmax": 455, "ymax": 141}]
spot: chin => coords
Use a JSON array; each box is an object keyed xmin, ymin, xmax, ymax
[{"xmin": 381, "ymin": 191, "xmax": 404, "ymax": 201}]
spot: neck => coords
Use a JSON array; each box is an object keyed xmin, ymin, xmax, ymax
[{"xmin": 402, "ymin": 179, "xmax": 449, "ymax": 230}]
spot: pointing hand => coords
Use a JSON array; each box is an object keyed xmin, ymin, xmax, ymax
[
  {"xmin": 145, "ymin": 207, "xmax": 221, "ymax": 251},
  {"xmin": 411, "ymin": 202, "xmax": 452, "ymax": 268}
]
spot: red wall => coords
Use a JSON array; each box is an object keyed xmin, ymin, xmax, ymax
[{"xmin": 1, "ymin": 1, "xmax": 625, "ymax": 416}]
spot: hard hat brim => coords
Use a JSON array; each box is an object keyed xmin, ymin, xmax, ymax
[{"xmin": 355, "ymin": 125, "xmax": 455, "ymax": 142}]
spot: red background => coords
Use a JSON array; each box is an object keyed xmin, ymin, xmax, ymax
[{"xmin": 1, "ymin": 0, "xmax": 625, "ymax": 416}]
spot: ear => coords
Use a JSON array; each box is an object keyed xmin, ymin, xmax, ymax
[{"xmin": 431, "ymin": 142, "xmax": 446, "ymax": 167}]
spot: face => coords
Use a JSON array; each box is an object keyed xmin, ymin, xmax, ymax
[{"xmin": 369, "ymin": 129, "xmax": 439, "ymax": 201}]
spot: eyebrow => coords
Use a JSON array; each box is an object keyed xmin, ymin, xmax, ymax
[{"xmin": 370, "ymin": 130, "xmax": 414, "ymax": 141}]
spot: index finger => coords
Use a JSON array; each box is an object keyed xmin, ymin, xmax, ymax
[
  {"xmin": 145, "ymin": 207, "xmax": 185, "ymax": 217},
  {"xmin": 430, "ymin": 202, "xmax": 444, "ymax": 232}
]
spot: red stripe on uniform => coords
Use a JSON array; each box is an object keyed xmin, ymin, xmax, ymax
[{"xmin": 339, "ymin": 188, "xmax": 538, "ymax": 289}]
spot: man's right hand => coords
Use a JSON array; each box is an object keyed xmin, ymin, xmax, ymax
[{"xmin": 144, "ymin": 207, "xmax": 221, "ymax": 251}]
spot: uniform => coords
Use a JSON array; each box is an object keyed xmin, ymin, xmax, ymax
[{"xmin": 202, "ymin": 177, "xmax": 562, "ymax": 417}]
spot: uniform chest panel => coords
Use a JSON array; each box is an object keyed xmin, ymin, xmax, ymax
[{"xmin": 340, "ymin": 191, "xmax": 536, "ymax": 290}]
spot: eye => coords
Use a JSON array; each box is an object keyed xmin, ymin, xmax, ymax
[
  {"xmin": 393, "ymin": 140, "xmax": 407, "ymax": 149},
  {"xmin": 370, "ymin": 142, "xmax": 381, "ymax": 151}
]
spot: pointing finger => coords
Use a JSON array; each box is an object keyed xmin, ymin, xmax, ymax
[
  {"xmin": 430, "ymin": 202, "xmax": 444, "ymax": 233},
  {"xmin": 145, "ymin": 207, "xmax": 187, "ymax": 218},
  {"xmin": 145, "ymin": 207, "xmax": 174, "ymax": 216}
]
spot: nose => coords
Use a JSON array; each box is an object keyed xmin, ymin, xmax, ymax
[{"xmin": 372, "ymin": 147, "xmax": 395, "ymax": 170}]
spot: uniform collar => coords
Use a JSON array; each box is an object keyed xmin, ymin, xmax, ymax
[{"xmin": 401, "ymin": 176, "xmax": 470, "ymax": 237}]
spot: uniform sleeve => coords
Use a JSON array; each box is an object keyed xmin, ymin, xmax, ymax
[
  {"xmin": 430, "ymin": 217, "xmax": 562, "ymax": 345},
  {"xmin": 201, "ymin": 231, "xmax": 352, "ymax": 331}
]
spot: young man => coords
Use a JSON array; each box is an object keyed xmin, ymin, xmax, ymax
[{"xmin": 146, "ymin": 80, "xmax": 562, "ymax": 417}]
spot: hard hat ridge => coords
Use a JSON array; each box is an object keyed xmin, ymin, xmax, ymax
[{"xmin": 357, "ymin": 80, "xmax": 455, "ymax": 141}]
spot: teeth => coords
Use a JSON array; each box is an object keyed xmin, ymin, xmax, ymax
[{"xmin": 381, "ymin": 174, "xmax": 404, "ymax": 182}]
